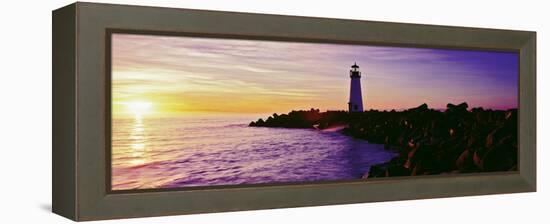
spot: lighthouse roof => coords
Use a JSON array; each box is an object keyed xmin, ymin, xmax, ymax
[{"xmin": 351, "ymin": 62, "xmax": 359, "ymax": 68}]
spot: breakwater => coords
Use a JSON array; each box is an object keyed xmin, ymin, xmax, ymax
[{"xmin": 249, "ymin": 103, "xmax": 518, "ymax": 178}]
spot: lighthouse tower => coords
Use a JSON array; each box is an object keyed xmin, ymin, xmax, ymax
[{"xmin": 348, "ymin": 63, "xmax": 364, "ymax": 112}]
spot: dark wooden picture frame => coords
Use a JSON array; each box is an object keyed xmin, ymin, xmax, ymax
[{"xmin": 53, "ymin": 2, "xmax": 536, "ymax": 221}]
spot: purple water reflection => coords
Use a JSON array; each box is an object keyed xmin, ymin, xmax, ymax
[{"xmin": 112, "ymin": 115, "xmax": 396, "ymax": 190}]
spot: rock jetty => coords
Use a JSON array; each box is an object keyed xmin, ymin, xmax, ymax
[{"xmin": 249, "ymin": 103, "xmax": 518, "ymax": 178}]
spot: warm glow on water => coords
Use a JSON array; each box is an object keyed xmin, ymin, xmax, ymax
[{"xmin": 111, "ymin": 115, "xmax": 397, "ymax": 190}]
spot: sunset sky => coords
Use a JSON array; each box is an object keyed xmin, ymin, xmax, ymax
[{"xmin": 112, "ymin": 33, "xmax": 518, "ymax": 117}]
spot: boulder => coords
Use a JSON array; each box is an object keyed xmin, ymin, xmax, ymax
[{"xmin": 446, "ymin": 102, "xmax": 468, "ymax": 114}]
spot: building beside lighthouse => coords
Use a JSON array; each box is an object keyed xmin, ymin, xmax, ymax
[{"xmin": 348, "ymin": 63, "xmax": 364, "ymax": 112}]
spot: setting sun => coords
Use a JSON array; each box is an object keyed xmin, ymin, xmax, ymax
[{"xmin": 122, "ymin": 101, "xmax": 153, "ymax": 117}]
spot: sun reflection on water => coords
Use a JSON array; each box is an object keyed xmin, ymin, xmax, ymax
[{"xmin": 129, "ymin": 116, "xmax": 147, "ymax": 166}]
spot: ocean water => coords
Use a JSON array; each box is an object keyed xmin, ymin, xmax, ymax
[{"xmin": 112, "ymin": 114, "xmax": 396, "ymax": 190}]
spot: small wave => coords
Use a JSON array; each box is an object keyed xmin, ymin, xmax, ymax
[
  {"xmin": 223, "ymin": 123, "xmax": 248, "ymax": 128},
  {"xmin": 319, "ymin": 124, "xmax": 347, "ymax": 132}
]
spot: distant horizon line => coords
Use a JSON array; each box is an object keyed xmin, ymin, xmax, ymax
[{"xmin": 112, "ymin": 104, "xmax": 519, "ymax": 118}]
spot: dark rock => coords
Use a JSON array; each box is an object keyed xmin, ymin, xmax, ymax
[
  {"xmin": 473, "ymin": 151, "xmax": 483, "ymax": 170},
  {"xmin": 385, "ymin": 165, "xmax": 410, "ymax": 177},
  {"xmin": 455, "ymin": 149, "xmax": 477, "ymax": 172},
  {"xmin": 446, "ymin": 102, "xmax": 468, "ymax": 114},
  {"xmin": 409, "ymin": 103, "xmax": 428, "ymax": 112},
  {"xmin": 365, "ymin": 165, "xmax": 387, "ymax": 178}
]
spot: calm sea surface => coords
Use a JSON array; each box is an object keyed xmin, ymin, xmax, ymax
[{"xmin": 112, "ymin": 114, "xmax": 396, "ymax": 190}]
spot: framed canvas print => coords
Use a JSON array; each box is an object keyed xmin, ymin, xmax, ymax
[{"xmin": 52, "ymin": 2, "xmax": 536, "ymax": 221}]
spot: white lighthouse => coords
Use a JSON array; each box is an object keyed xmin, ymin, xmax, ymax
[{"xmin": 348, "ymin": 63, "xmax": 364, "ymax": 112}]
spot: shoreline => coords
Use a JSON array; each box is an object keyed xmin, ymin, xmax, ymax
[{"xmin": 249, "ymin": 103, "xmax": 518, "ymax": 178}]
